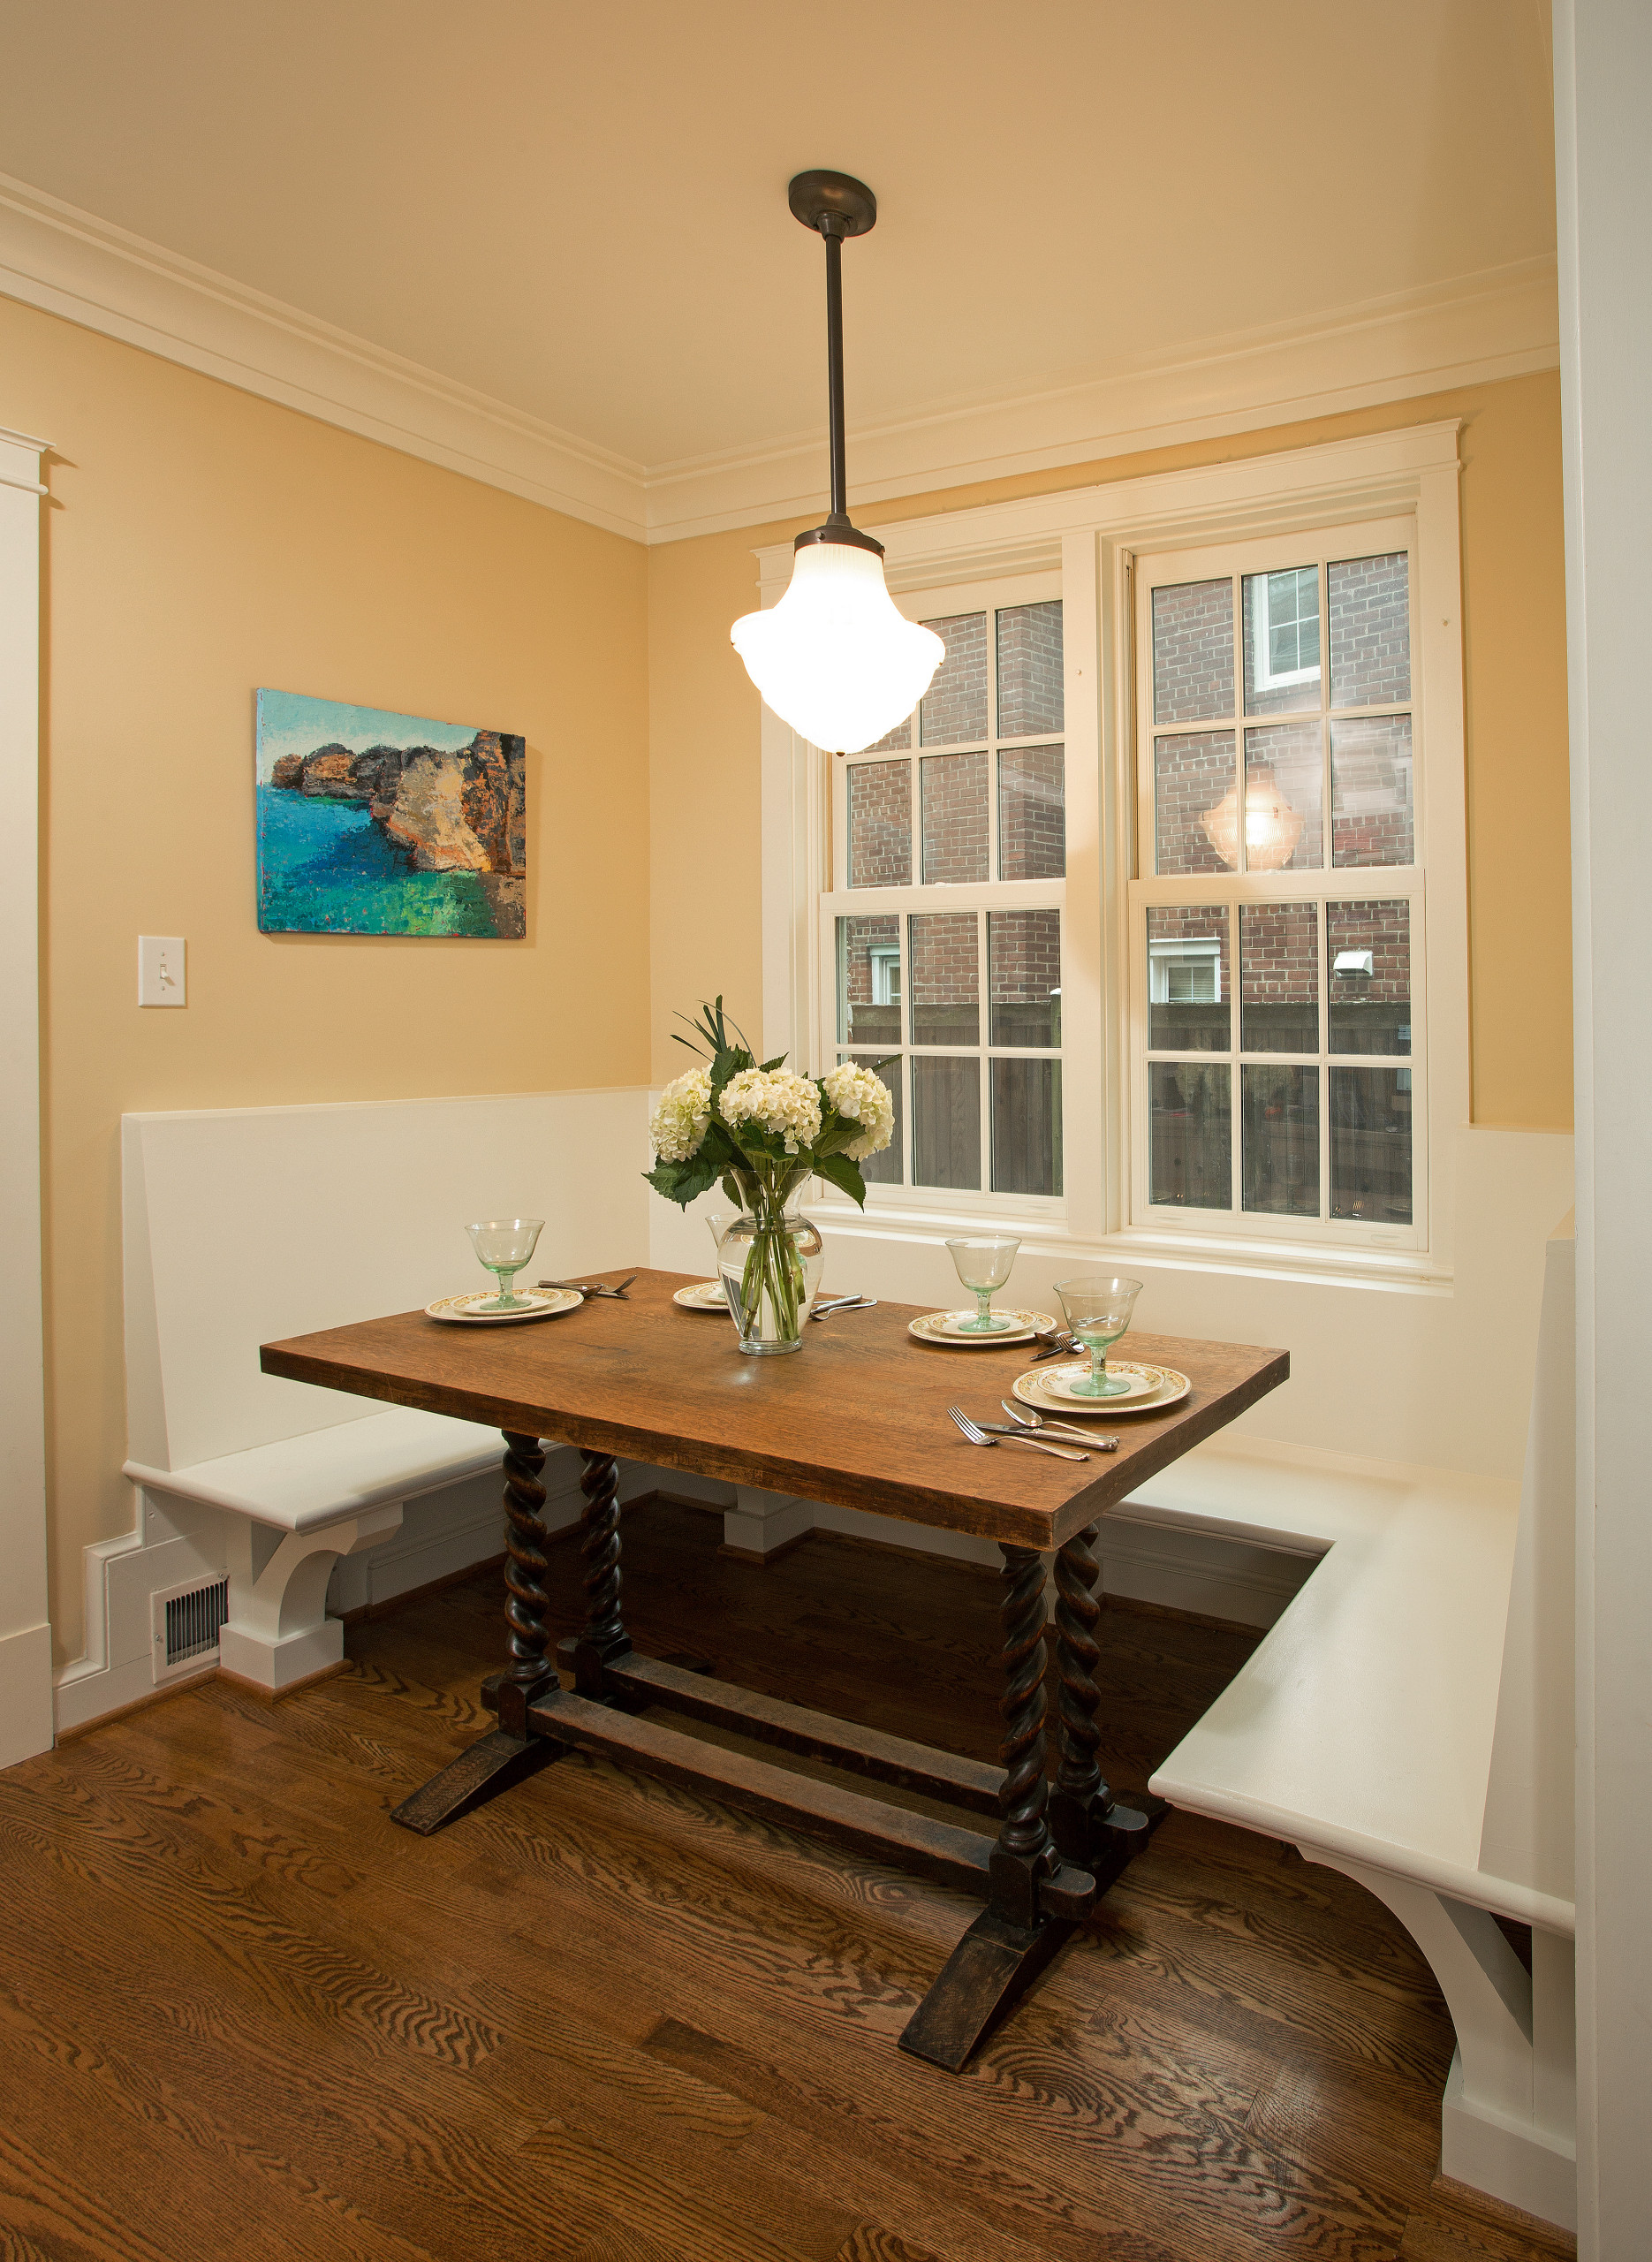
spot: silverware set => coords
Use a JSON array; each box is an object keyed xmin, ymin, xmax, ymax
[
  {"xmin": 537, "ymin": 1274, "xmax": 638, "ymax": 1301},
  {"xmin": 1030, "ymin": 1325, "xmax": 1083, "ymax": 1363},
  {"xmin": 946, "ymin": 1400, "xmax": 1120, "ymax": 1461},
  {"xmin": 810, "ymin": 1294, "xmax": 876, "ymax": 1320},
  {"xmin": 948, "ymin": 1405, "xmax": 1089, "ymax": 1461}
]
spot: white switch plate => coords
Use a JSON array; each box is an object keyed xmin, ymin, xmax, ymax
[{"xmin": 138, "ymin": 936, "xmax": 186, "ymax": 1006}]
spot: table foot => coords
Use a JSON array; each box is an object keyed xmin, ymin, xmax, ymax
[
  {"xmin": 390, "ymin": 1727, "xmax": 563, "ymax": 1836},
  {"xmin": 898, "ymin": 1909, "xmax": 1076, "ymax": 2072}
]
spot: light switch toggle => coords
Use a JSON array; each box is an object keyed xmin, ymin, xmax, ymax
[{"xmin": 139, "ymin": 936, "xmax": 186, "ymax": 1007}]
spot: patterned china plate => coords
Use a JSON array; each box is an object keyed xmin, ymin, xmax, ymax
[
  {"xmin": 425, "ymin": 1287, "xmax": 583, "ymax": 1326},
  {"xmin": 673, "ymin": 1279, "xmax": 730, "ymax": 1311},
  {"xmin": 1011, "ymin": 1360, "xmax": 1192, "ymax": 1416},
  {"xmin": 907, "ymin": 1308, "xmax": 1058, "ymax": 1348}
]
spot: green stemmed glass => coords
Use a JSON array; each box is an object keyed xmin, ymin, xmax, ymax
[
  {"xmin": 944, "ymin": 1235, "xmax": 1021, "ymax": 1332},
  {"xmin": 465, "ymin": 1217, "xmax": 544, "ymax": 1311},
  {"xmin": 1054, "ymin": 1274, "xmax": 1143, "ymax": 1395}
]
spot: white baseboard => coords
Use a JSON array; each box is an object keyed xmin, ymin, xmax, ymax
[{"xmin": 0, "ymin": 1621, "xmax": 54, "ymax": 1769}]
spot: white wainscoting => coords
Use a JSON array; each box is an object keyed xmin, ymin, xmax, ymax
[{"xmin": 57, "ymin": 1096, "xmax": 1567, "ymax": 1734}]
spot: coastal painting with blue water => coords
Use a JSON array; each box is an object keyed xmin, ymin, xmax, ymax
[{"xmin": 255, "ymin": 689, "xmax": 527, "ymax": 937}]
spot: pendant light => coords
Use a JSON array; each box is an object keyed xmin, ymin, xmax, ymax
[{"xmin": 730, "ymin": 171, "xmax": 944, "ymax": 755}]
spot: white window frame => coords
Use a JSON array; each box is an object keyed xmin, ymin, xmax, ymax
[
  {"xmin": 758, "ymin": 419, "xmax": 1466, "ymax": 1291},
  {"xmin": 1132, "ymin": 515, "xmax": 1428, "ymax": 1256}
]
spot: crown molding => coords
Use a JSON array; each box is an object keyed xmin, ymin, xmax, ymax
[
  {"xmin": 0, "ymin": 173, "xmax": 652, "ymax": 541},
  {"xmin": 0, "ymin": 171, "xmax": 1557, "ymax": 549},
  {"xmin": 653, "ymin": 260, "xmax": 1556, "ymax": 543}
]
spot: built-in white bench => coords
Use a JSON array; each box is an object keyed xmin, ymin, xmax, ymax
[
  {"xmin": 56, "ymin": 1092, "xmax": 648, "ymax": 1727},
  {"xmin": 1146, "ymin": 1218, "xmax": 1577, "ymax": 2233}
]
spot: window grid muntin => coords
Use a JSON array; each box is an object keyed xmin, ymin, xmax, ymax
[
  {"xmin": 1133, "ymin": 521, "xmax": 1425, "ymax": 1247},
  {"xmin": 830, "ymin": 573, "xmax": 1065, "ymax": 1200}
]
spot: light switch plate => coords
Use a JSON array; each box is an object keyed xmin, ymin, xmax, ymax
[{"xmin": 138, "ymin": 936, "xmax": 186, "ymax": 1006}]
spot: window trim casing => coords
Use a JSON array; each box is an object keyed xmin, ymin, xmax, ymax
[{"xmin": 757, "ymin": 419, "xmax": 1466, "ymax": 1291}]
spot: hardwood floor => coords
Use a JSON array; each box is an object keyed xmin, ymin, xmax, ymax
[{"xmin": 0, "ymin": 1501, "xmax": 1573, "ymax": 2262}]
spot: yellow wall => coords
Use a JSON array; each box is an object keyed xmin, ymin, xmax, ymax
[
  {"xmin": 4, "ymin": 298, "xmax": 651, "ymax": 1660},
  {"xmin": 648, "ymin": 372, "xmax": 1572, "ymax": 1130}
]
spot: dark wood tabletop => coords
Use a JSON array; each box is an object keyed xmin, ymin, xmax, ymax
[{"xmin": 260, "ymin": 1268, "xmax": 1288, "ymax": 1550}]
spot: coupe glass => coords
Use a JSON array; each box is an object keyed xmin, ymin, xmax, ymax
[
  {"xmin": 1054, "ymin": 1274, "xmax": 1143, "ymax": 1395},
  {"xmin": 944, "ymin": 1235, "xmax": 1021, "ymax": 1332},
  {"xmin": 465, "ymin": 1217, "xmax": 544, "ymax": 1311}
]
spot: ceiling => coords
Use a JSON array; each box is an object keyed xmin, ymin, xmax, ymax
[{"xmin": 0, "ymin": 1, "xmax": 1556, "ymax": 482}]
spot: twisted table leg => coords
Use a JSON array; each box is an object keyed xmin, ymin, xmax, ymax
[
  {"xmin": 501, "ymin": 1431, "xmax": 551, "ymax": 1704},
  {"xmin": 1050, "ymin": 1522, "xmax": 1111, "ymax": 1863},
  {"xmin": 990, "ymin": 1543, "xmax": 1057, "ymax": 1925},
  {"xmin": 390, "ymin": 1428, "xmax": 563, "ymax": 1831},
  {"xmin": 572, "ymin": 1448, "xmax": 631, "ymax": 1695}
]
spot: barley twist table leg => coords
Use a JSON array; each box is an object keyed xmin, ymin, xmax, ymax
[
  {"xmin": 501, "ymin": 1431, "xmax": 551, "ymax": 1703},
  {"xmin": 572, "ymin": 1448, "xmax": 630, "ymax": 1695},
  {"xmin": 1050, "ymin": 1522, "xmax": 1112, "ymax": 1863},
  {"xmin": 990, "ymin": 1543, "xmax": 1057, "ymax": 1924}
]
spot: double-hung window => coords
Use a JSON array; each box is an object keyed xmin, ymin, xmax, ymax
[
  {"xmin": 822, "ymin": 574, "xmax": 1067, "ymax": 1208},
  {"xmin": 1131, "ymin": 519, "xmax": 1425, "ymax": 1249}
]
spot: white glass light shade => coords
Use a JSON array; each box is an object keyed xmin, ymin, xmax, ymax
[{"xmin": 731, "ymin": 541, "xmax": 945, "ymax": 753}]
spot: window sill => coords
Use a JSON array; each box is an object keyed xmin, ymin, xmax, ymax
[{"xmin": 808, "ymin": 1193, "xmax": 1452, "ymax": 1296}]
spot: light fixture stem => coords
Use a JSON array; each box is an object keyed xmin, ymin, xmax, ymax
[{"xmin": 822, "ymin": 224, "xmax": 847, "ymax": 520}]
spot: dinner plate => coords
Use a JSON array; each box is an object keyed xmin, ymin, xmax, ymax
[
  {"xmin": 1010, "ymin": 1360, "xmax": 1192, "ymax": 1416},
  {"xmin": 907, "ymin": 1308, "xmax": 1058, "ymax": 1348},
  {"xmin": 425, "ymin": 1287, "xmax": 583, "ymax": 1326},
  {"xmin": 673, "ymin": 1279, "xmax": 730, "ymax": 1311}
]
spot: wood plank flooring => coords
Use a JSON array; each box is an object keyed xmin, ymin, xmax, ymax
[{"xmin": 0, "ymin": 1502, "xmax": 1574, "ymax": 2261}]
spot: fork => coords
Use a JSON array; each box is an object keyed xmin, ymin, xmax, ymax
[
  {"xmin": 947, "ymin": 1405, "xmax": 1088, "ymax": 1462},
  {"xmin": 1030, "ymin": 1326, "xmax": 1082, "ymax": 1363},
  {"xmin": 1000, "ymin": 1399, "xmax": 1119, "ymax": 1452},
  {"xmin": 537, "ymin": 1273, "xmax": 637, "ymax": 1300}
]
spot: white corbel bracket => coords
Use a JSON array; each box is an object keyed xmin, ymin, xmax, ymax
[
  {"xmin": 218, "ymin": 1501, "xmax": 405, "ymax": 1692},
  {"xmin": 1302, "ymin": 1849, "xmax": 1576, "ymax": 2234}
]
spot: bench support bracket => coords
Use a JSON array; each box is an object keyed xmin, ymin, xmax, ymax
[
  {"xmin": 218, "ymin": 1501, "xmax": 405, "ymax": 1692},
  {"xmin": 1304, "ymin": 1851, "xmax": 1576, "ymax": 2234}
]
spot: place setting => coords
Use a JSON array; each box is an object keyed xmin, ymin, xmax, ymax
[
  {"xmin": 906, "ymin": 1236, "xmax": 1057, "ymax": 1347},
  {"xmin": 948, "ymin": 1272, "xmax": 1192, "ymax": 1460},
  {"xmin": 425, "ymin": 1217, "xmax": 630, "ymax": 1325}
]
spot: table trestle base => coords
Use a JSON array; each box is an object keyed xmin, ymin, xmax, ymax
[
  {"xmin": 391, "ymin": 1444, "xmax": 1161, "ymax": 2071},
  {"xmin": 554, "ymin": 1639, "xmax": 1007, "ymax": 1818},
  {"xmin": 897, "ymin": 1908, "xmax": 1079, "ymax": 2073},
  {"xmin": 390, "ymin": 1726, "xmax": 563, "ymax": 1836}
]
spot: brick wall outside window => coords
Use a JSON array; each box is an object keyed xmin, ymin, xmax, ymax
[
  {"xmin": 847, "ymin": 760, "xmax": 912, "ymax": 888},
  {"xmin": 921, "ymin": 752, "xmax": 988, "ymax": 884},
  {"xmin": 920, "ymin": 612, "xmax": 988, "ymax": 746}
]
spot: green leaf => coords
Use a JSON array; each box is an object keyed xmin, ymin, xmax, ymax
[{"xmin": 814, "ymin": 1151, "xmax": 868, "ymax": 1208}]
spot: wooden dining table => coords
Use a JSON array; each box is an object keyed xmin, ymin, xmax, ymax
[{"xmin": 261, "ymin": 1267, "xmax": 1287, "ymax": 2072}]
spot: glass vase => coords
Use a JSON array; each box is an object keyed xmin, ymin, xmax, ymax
[{"xmin": 715, "ymin": 1164, "xmax": 825, "ymax": 1355}]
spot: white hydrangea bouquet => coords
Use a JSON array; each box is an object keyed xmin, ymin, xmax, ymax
[{"xmin": 646, "ymin": 998, "xmax": 893, "ymax": 1351}]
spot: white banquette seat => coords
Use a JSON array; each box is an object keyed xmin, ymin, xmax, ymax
[
  {"xmin": 1146, "ymin": 1218, "xmax": 1577, "ymax": 2232},
  {"xmin": 105, "ymin": 1094, "xmax": 646, "ymax": 1699}
]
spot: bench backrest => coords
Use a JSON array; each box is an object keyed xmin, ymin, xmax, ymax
[{"xmin": 123, "ymin": 1092, "xmax": 647, "ymax": 1470}]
